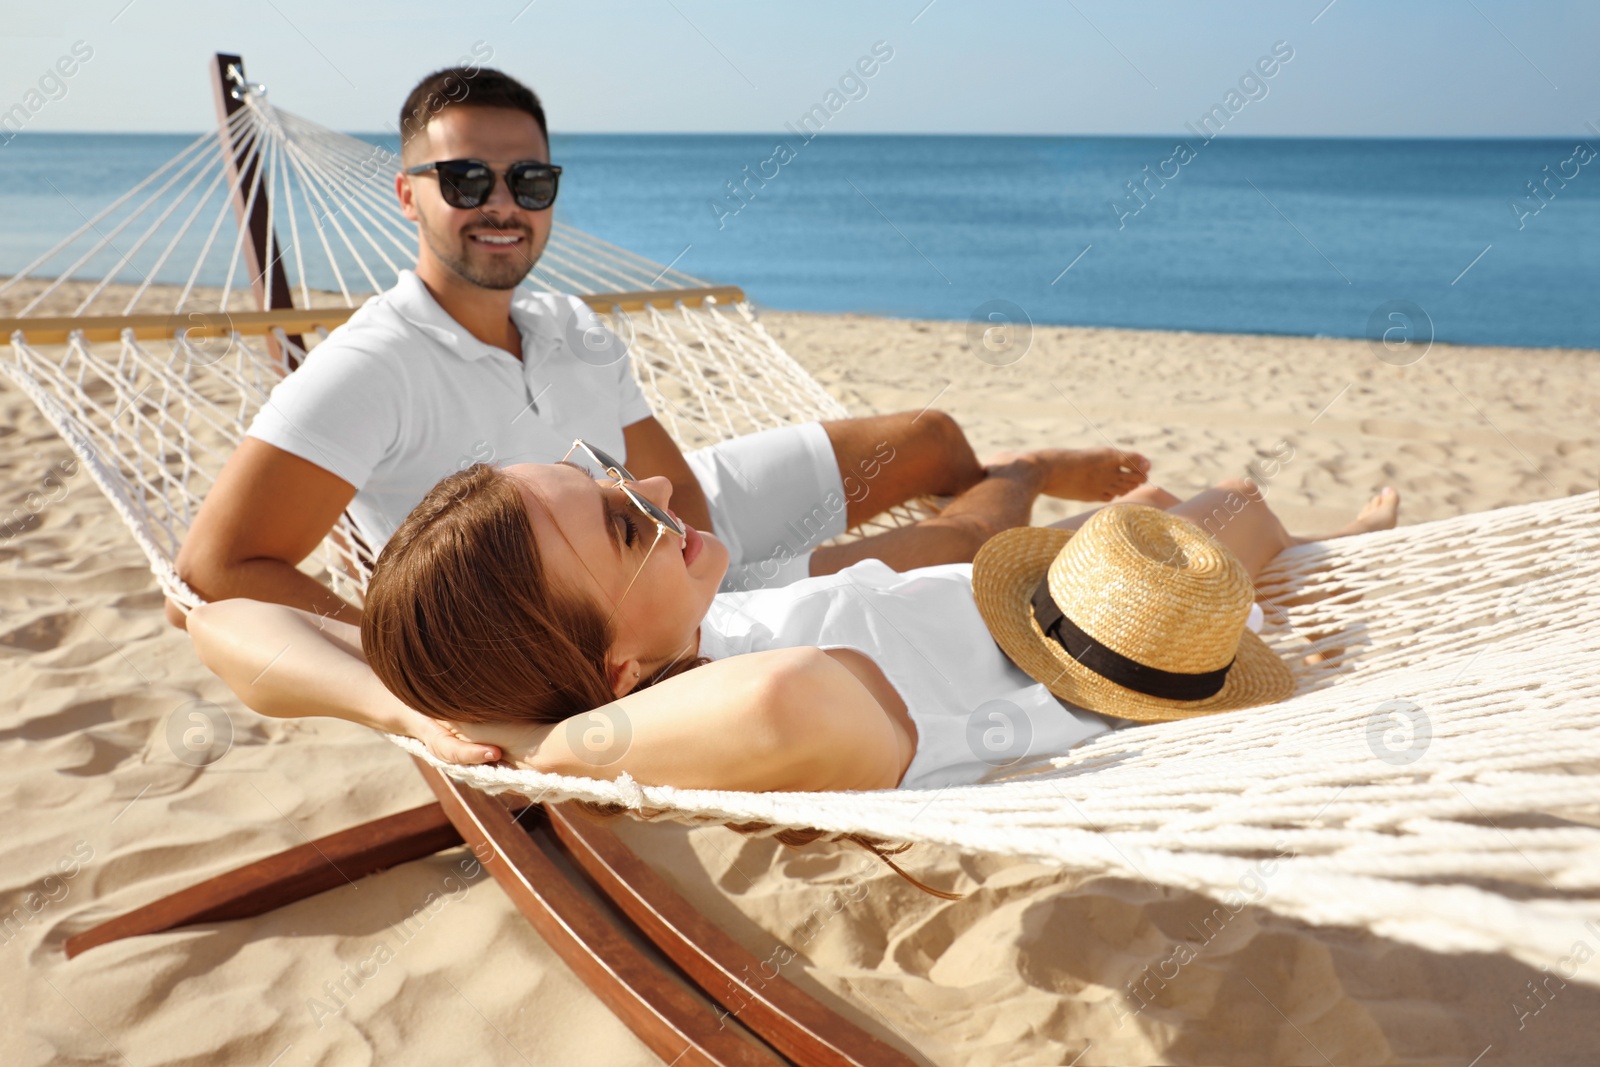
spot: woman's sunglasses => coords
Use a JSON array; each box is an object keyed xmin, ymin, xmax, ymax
[
  {"xmin": 404, "ymin": 158, "xmax": 562, "ymax": 211},
  {"xmin": 561, "ymin": 439, "xmax": 686, "ymax": 546}
]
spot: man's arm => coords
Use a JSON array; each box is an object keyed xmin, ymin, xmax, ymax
[
  {"xmin": 165, "ymin": 438, "xmax": 362, "ymax": 630},
  {"xmin": 620, "ymin": 416, "xmax": 713, "ymax": 533}
]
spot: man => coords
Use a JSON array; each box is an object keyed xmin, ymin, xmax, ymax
[{"xmin": 167, "ymin": 67, "xmax": 1146, "ymax": 629}]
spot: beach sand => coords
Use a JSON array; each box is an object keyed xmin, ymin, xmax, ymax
[{"xmin": 4, "ymin": 306, "xmax": 1597, "ymax": 1065}]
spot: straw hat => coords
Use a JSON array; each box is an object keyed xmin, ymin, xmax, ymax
[{"xmin": 972, "ymin": 505, "xmax": 1294, "ymax": 721}]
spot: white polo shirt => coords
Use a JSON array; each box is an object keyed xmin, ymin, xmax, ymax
[{"xmin": 246, "ymin": 270, "xmax": 652, "ymax": 551}]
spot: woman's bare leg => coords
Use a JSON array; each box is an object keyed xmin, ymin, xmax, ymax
[
  {"xmin": 1050, "ymin": 478, "xmax": 1400, "ymax": 581},
  {"xmin": 1290, "ymin": 487, "xmax": 1401, "ymax": 544},
  {"xmin": 1048, "ymin": 481, "xmax": 1399, "ymax": 668},
  {"xmin": 1168, "ymin": 480, "xmax": 1399, "ymax": 581},
  {"xmin": 1047, "ymin": 484, "xmax": 1181, "ymax": 532},
  {"xmin": 1164, "ymin": 480, "xmax": 1297, "ymax": 580}
]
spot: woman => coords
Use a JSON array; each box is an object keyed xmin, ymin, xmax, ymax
[{"xmin": 187, "ymin": 443, "xmax": 1399, "ymax": 792}]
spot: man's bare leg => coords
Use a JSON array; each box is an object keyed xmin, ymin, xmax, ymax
[
  {"xmin": 822, "ymin": 411, "xmax": 1151, "ymax": 531},
  {"xmin": 823, "ymin": 411, "xmax": 981, "ymax": 529},
  {"xmin": 809, "ymin": 448, "xmax": 1062, "ymax": 574}
]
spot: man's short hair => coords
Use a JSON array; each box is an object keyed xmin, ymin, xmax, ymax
[{"xmin": 399, "ymin": 67, "xmax": 548, "ymax": 154}]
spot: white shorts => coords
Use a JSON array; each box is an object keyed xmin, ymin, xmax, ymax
[{"xmin": 684, "ymin": 422, "xmax": 847, "ymax": 591}]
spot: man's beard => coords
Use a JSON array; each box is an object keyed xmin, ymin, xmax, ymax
[{"xmin": 422, "ymin": 219, "xmax": 536, "ymax": 291}]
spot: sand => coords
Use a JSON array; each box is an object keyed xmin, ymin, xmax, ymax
[{"xmin": 4, "ymin": 306, "xmax": 1597, "ymax": 1065}]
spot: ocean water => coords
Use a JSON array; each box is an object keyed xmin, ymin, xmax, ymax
[{"xmin": 3, "ymin": 132, "xmax": 1597, "ymax": 348}]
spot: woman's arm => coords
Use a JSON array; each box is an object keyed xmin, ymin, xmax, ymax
[
  {"xmin": 460, "ymin": 647, "xmax": 909, "ymax": 792},
  {"xmin": 186, "ymin": 598, "xmax": 501, "ymax": 764},
  {"xmin": 189, "ymin": 598, "xmax": 907, "ymax": 790}
]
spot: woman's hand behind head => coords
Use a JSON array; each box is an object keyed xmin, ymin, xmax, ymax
[{"xmin": 401, "ymin": 708, "xmax": 504, "ymax": 765}]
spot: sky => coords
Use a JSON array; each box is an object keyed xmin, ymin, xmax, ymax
[{"xmin": 2, "ymin": 0, "xmax": 1597, "ymax": 138}]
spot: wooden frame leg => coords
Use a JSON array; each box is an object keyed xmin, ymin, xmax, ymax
[
  {"xmin": 64, "ymin": 801, "xmax": 463, "ymax": 959},
  {"xmin": 415, "ymin": 761, "xmax": 789, "ymax": 1066},
  {"xmin": 544, "ymin": 802, "xmax": 919, "ymax": 1067}
]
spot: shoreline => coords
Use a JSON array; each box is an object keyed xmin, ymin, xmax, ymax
[
  {"xmin": 7, "ymin": 274, "xmax": 1593, "ymax": 356},
  {"xmin": 8, "ymin": 272, "xmax": 1590, "ymax": 358},
  {"xmin": 758, "ymin": 303, "xmax": 1600, "ymax": 356}
]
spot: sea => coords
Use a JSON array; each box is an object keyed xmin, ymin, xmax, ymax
[{"xmin": 3, "ymin": 132, "xmax": 1597, "ymax": 349}]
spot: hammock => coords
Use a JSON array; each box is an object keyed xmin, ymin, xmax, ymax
[{"xmin": 6, "ymin": 75, "xmax": 1598, "ymax": 990}]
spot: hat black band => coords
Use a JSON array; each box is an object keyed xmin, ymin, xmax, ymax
[{"xmin": 1030, "ymin": 578, "xmax": 1233, "ymax": 701}]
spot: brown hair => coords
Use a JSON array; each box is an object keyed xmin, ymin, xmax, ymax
[
  {"xmin": 399, "ymin": 67, "xmax": 549, "ymax": 154},
  {"xmin": 362, "ymin": 463, "xmax": 961, "ymax": 900},
  {"xmin": 362, "ymin": 463, "xmax": 613, "ymax": 726}
]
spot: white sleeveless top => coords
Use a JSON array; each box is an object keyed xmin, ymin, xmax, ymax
[{"xmin": 697, "ymin": 559, "xmax": 1124, "ymax": 791}]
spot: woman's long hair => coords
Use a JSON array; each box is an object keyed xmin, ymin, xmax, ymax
[
  {"xmin": 361, "ymin": 463, "xmax": 960, "ymax": 900},
  {"xmin": 362, "ymin": 462, "xmax": 620, "ymax": 727}
]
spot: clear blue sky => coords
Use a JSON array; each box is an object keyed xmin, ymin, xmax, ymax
[{"xmin": 3, "ymin": 0, "xmax": 1596, "ymax": 137}]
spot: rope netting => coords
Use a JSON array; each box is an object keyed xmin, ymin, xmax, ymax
[
  {"xmin": 3, "ymin": 80, "xmax": 1598, "ymax": 982},
  {"xmin": 0, "ymin": 96, "xmax": 704, "ymax": 318},
  {"xmin": 394, "ymin": 491, "xmax": 1600, "ymax": 980}
]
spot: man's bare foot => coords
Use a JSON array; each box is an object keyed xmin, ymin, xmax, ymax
[
  {"xmin": 1296, "ymin": 487, "xmax": 1401, "ymax": 544},
  {"xmin": 987, "ymin": 446, "xmax": 1151, "ymax": 502}
]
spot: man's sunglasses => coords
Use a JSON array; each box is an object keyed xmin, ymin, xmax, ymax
[
  {"xmin": 561, "ymin": 439, "xmax": 686, "ymax": 545},
  {"xmin": 404, "ymin": 158, "xmax": 562, "ymax": 211}
]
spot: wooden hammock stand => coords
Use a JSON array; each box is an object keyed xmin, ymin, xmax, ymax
[{"xmin": 48, "ymin": 53, "xmax": 919, "ymax": 1067}]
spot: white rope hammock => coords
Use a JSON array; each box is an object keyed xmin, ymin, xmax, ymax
[{"xmin": 5, "ymin": 84, "xmax": 1598, "ymax": 986}]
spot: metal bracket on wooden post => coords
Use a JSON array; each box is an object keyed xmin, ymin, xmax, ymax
[{"xmin": 209, "ymin": 53, "xmax": 305, "ymax": 370}]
